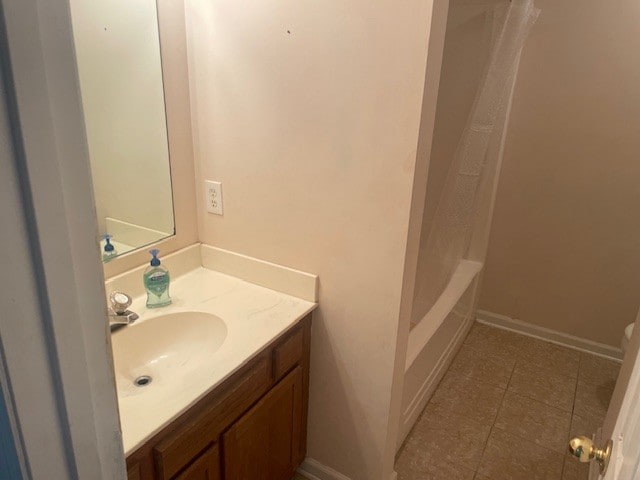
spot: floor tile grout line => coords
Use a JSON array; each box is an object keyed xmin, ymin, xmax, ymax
[
  {"xmin": 474, "ymin": 365, "xmax": 512, "ymax": 478},
  {"xmin": 489, "ymin": 326, "xmax": 572, "ymax": 479},
  {"xmin": 504, "ymin": 353, "xmax": 517, "ymax": 391},
  {"xmin": 561, "ymin": 352, "xmax": 584, "ymax": 479},
  {"xmin": 475, "ymin": 423, "xmax": 497, "ymax": 479},
  {"xmin": 571, "ymin": 353, "xmax": 582, "ymax": 420},
  {"xmin": 489, "ymin": 381, "xmax": 572, "ymax": 457},
  {"xmin": 504, "ymin": 340, "xmax": 580, "ymax": 415},
  {"xmin": 489, "ymin": 399, "xmax": 574, "ymax": 452},
  {"xmin": 483, "ymin": 422, "xmax": 567, "ymax": 479},
  {"xmin": 465, "ymin": 324, "xmax": 518, "ymax": 477},
  {"xmin": 500, "ymin": 387, "xmax": 574, "ymax": 415},
  {"xmin": 415, "ymin": 360, "xmax": 507, "ymax": 476}
]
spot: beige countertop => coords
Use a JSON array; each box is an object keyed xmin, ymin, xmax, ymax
[{"xmin": 111, "ymin": 260, "xmax": 316, "ymax": 455}]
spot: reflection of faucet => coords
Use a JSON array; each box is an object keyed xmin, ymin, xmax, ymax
[{"xmin": 108, "ymin": 291, "xmax": 138, "ymax": 329}]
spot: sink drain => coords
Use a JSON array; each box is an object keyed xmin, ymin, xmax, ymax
[{"xmin": 134, "ymin": 375, "xmax": 152, "ymax": 387}]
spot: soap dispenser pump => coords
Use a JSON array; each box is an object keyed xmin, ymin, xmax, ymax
[
  {"xmin": 102, "ymin": 234, "xmax": 117, "ymax": 262},
  {"xmin": 143, "ymin": 249, "xmax": 171, "ymax": 308}
]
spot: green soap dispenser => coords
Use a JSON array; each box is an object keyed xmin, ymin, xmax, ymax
[
  {"xmin": 143, "ymin": 249, "xmax": 171, "ymax": 308},
  {"xmin": 102, "ymin": 234, "xmax": 117, "ymax": 262}
]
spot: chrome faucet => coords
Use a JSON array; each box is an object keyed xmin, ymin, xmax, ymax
[{"xmin": 108, "ymin": 291, "xmax": 138, "ymax": 328}]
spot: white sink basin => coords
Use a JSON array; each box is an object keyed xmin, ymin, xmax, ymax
[{"xmin": 111, "ymin": 311, "xmax": 227, "ymax": 396}]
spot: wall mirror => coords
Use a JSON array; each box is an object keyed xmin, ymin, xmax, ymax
[{"xmin": 69, "ymin": 0, "xmax": 175, "ymax": 262}]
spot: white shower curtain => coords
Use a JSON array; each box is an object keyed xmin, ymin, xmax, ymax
[{"xmin": 414, "ymin": 0, "xmax": 540, "ymax": 321}]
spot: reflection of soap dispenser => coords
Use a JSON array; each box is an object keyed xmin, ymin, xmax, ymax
[
  {"xmin": 102, "ymin": 234, "xmax": 117, "ymax": 262},
  {"xmin": 143, "ymin": 249, "xmax": 171, "ymax": 308}
]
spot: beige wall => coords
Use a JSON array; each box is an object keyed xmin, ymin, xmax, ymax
[
  {"xmin": 70, "ymin": 0, "xmax": 174, "ymax": 235},
  {"xmin": 480, "ymin": 0, "xmax": 640, "ymax": 347},
  {"xmin": 184, "ymin": 0, "xmax": 433, "ymax": 478}
]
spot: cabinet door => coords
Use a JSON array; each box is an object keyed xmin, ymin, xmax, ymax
[
  {"xmin": 127, "ymin": 463, "xmax": 141, "ymax": 480},
  {"xmin": 175, "ymin": 444, "xmax": 221, "ymax": 480},
  {"xmin": 223, "ymin": 367, "xmax": 303, "ymax": 480}
]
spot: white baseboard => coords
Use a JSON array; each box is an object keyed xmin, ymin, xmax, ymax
[
  {"xmin": 397, "ymin": 317, "xmax": 473, "ymax": 447},
  {"xmin": 298, "ymin": 458, "xmax": 352, "ymax": 480},
  {"xmin": 476, "ymin": 310, "xmax": 623, "ymax": 361}
]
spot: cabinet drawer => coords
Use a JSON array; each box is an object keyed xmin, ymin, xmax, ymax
[
  {"xmin": 153, "ymin": 355, "xmax": 271, "ymax": 480},
  {"xmin": 273, "ymin": 326, "xmax": 304, "ymax": 381}
]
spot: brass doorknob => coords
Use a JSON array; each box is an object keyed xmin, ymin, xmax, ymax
[{"xmin": 568, "ymin": 436, "xmax": 613, "ymax": 475}]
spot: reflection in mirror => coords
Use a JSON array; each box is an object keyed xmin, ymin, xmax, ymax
[{"xmin": 70, "ymin": 0, "xmax": 175, "ymax": 262}]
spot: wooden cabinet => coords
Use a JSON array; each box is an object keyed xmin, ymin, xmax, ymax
[
  {"xmin": 127, "ymin": 463, "xmax": 142, "ymax": 480},
  {"xmin": 223, "ymin": 367, "xmax": 303, "ymax": 480},
  {"xmin": 126, "ymin": 314, "xmax": 311, "ymax": 480}
]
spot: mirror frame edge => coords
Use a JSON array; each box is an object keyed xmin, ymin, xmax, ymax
[{"xmin": 102, "ymin": 0, "xmax": 198, "ymax": 279}]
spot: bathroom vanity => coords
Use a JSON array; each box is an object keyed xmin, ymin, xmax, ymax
[
  {"xmin": 125, "ymin": 314, "xmax": 311, "ymax": 480},
  {"xmin": 106, "ymin": 245, "xmax": 318, "ymax": 480}
]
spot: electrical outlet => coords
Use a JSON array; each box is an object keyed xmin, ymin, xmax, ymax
[{"xmin": 204, "ymin": 180, "xmax": 223, "ymax": 215}]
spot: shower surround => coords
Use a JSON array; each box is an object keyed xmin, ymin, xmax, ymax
[{"xmin": 400, "ymin": 0, "xmax": 539, "ymax": 446}]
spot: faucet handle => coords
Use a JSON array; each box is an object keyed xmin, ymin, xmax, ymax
[{"xmin": 109, "ymin": 291, "xmax": 132, "ymax": 314}]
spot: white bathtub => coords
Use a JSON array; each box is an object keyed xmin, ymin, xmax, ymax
[{"xmin": 397, "ymin": 259, "xmax": 483, "ymax": 448}]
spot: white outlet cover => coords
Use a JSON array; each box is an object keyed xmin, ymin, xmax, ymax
[{"xmin": 204, "ymin": 180, "xmax": 223, "ymax": 215}]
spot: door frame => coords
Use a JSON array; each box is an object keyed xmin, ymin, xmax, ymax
[
  {"xmin": 601, "ymin": 309, "xmax": 640, "ymax": 479},
  {"xmin": 0, "ymin": 0, "xmax": 125, "ymax": 478}
]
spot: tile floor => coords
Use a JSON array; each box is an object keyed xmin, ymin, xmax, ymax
[{"xmin": 395, "ymin": 322, "xmax": 621, "ymax": 480}]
